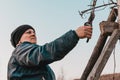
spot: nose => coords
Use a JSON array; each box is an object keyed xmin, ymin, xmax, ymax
[{"xmin": 31, "ymin": 31, "xmax": 35, "ymax": 35}]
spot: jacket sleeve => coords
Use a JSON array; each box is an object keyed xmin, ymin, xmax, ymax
[{"xmin": 14, "ymin": 30, "xmax": 79, "ymax": 66}]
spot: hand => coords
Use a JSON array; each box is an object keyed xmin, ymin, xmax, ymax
[{"xmin": 75, "ymin": 26, "xmax": 92, "ymax": 39}]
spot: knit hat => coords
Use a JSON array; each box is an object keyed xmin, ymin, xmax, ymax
[{"xmin": 10, "ymin": 24, "xmax": 35, "ymax": 48}]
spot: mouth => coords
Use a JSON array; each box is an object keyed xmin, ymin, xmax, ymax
[
  {"xmin": 31, "ymin": 37, "xmax": 36, "ymax": 40},
  {"xmin": 30, "ymin": 37, "xmax": 36, "ymax": 40}
]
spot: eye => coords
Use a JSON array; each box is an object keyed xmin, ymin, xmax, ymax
[
  {"xmin": 25, "ymin": 31, "xmax": 35, "ymax": 34},
  {"xmin": 26, "ymin": 31, "xmax": 32, "ymax": 34}
]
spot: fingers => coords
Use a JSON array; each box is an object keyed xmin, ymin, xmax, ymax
[
  {"xmin": 84, "ymin": 26, "xmax": 92, "ymax": 38},
  {"xmin": 85, "ymin": 31, "xmax": 92, "ymax": 38},
  {"xmin": 75, "ymin": 26, "xmax": 92, "ymax": 39}
]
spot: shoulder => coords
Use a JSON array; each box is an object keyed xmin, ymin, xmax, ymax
[
  {"xmin": 12, "ymin": 42, "xmax": 40, "ymax": 55},
  {"xmin": 15, "ymin": 42, "xmax": 39, "ymax": 51},
  {"xmin": 20, "ymin": 42, "xmax": 38, "ymax": 47}
]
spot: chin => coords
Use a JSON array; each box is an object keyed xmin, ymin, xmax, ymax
[
  {"xmin": 27, "ymin": 40, "xmax": 36, "ymax": 44},
  {"xmin": 30, "ymin": 41, "xmax": 36, "ymax": 44},
  {"xmin": 32, "ymin": 41, "xmax": 37, "ymax": 44}
]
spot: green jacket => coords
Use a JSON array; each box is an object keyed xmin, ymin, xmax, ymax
[{"xmin": 8, "ymin": 30, "xmax": 79, "ymax": 80}]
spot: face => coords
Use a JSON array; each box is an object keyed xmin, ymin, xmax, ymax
[{"xmin": 19, "ymin": 29, "xmax": 37, "ymax": 44}]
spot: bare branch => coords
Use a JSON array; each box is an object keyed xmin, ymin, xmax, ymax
[
  {"xmin": 110, "ymin": 0, "xmax": 115, "ymax": 3},
  {"xmin": 79, "ymin": 2, "xmax": 117, "ymax": 17}
]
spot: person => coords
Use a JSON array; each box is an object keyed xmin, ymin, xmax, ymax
[{"xmin": 7, "ymin": 24, "xmax": 92, "ymax": 80}]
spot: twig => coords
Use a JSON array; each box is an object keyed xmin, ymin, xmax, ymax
[{"xmin": 79, "ymin": 2, "xmax": 117, "ymax": 17}]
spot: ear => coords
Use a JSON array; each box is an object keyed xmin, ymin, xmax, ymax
[{"xmin": 16, "ymin": 41, "xmax": 22, "ymax": 47}]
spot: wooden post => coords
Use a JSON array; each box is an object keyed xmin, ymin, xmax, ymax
[
  {"xmin": 87, "ymin": 29, "xmax": 120, "ymax": 80},
  {"xmin": 117, "ymin": 0, "xmax": 120, "ymax": 29},
  {"xmin": 85, "ymin": 6, "xmax": 119, "ymax": 80},
  {"xmin": 80, "ymin": 34, "xmax": 107, "ymax": 80},
  {"xmin": 80, "ymin": 8, "xmax": 118, "ymax": 80},
  {"xmin": 107, "ymin": 8, "xmax": 118, "ymax": 22},
  {"xmin": 100, "ymin": 21, "xmax": 119, "ymax": 35}
]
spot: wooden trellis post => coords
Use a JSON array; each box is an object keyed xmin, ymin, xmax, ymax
[
  {"xmin": 80, "ymin": 7, "xmax": 119, "ymax": 80},
  {"xmin": 80, "ymin": 1, "xmax": 120, "ymax": 80},
  {"xmin": 118, "ymin": 0, "xmax": 120, "ymax": 29}
]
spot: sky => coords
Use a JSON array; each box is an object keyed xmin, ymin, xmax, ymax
[{"xmin": 0, "ymin": 0, "xmax": 120, "ymax": 80}]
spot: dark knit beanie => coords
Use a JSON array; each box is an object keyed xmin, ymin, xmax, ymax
[{"xmin": 10, "ymin": 24, "xmax": 35, "ymax": 48}]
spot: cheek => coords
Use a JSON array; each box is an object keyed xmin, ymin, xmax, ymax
[{"xmin": 20, "ymin": 36, "xmax": 30, "ymax": 42}]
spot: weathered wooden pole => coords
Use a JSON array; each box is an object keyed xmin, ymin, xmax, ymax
[
  {"xmin": 80, "ymin": 34, "xmax": 107, "ymax": 80},
  {"xmin": 86, "ymin": 6, "xmax": 119, "ymax": 80},
  {"xmin": 117, "ymin": 0, "xmax": 120, "ymax": 29},
  {"xmin": 80, "ymin": 8, "xmax": 118, "ymax": 80},
  {"xmin": 87, "ymin": 29, "xmax": 120, "ymax": 80}
]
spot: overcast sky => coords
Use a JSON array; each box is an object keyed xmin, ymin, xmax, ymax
[{"xmin": 0, "ymin": 0, "xmax": 120, "ymax": 80}]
